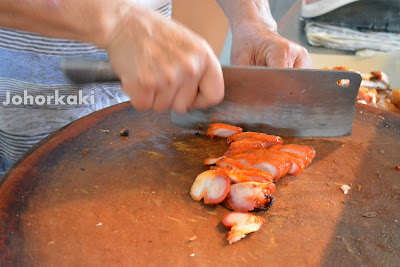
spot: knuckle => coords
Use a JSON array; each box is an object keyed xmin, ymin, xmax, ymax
[
  {"xmin": 300, "ymin": 46, "xmax": 309, "ymax": 55},
  {"xmin": 204, "ymin": 48, "xmax": 215, "ymax": 61},
  {"xmin": 198, "ymin": 40, "xmax": 214, "ymax": 59},
  {"xmin": 184, "ymin": 59, "xmax": 199, "ymax": 79},
  {"xmin": 197, "ymin": 38, "xmax": 210, "ymax": 50},
  {"xmin": 164, "ymin": 70, "xmax": 178, "ymax": 88},
  {"xmin": 282, "ymin": 42, "xmax": 292, "ymax": 51},
  {"xmin": 138, "ymin": 78, "xmax": 156, "ymax": 92}
]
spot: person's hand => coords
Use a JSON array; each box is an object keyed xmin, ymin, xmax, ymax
[
  {"xmin": 105, "ymin": 6, "xmax": 224, "ymax": 114},
  {"xmin": 230, "ymin": 22, "xmax": 311, "ymax": 68}
]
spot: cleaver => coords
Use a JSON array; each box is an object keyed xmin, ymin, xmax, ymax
[{"xmin": 61, "ymin": 58, "xmax": 362, "ymax": 137}]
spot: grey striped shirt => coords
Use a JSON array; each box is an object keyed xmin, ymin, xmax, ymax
[{"xmin": 0, "ymin": 1, "xmax": 172, "ymax": 175}]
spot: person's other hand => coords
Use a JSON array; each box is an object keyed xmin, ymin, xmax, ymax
[
  {"xmin": 230, "ymin": 22, "xmax": 311, "ymax": 68},
  {"xmin": 105, "ymin": 6, "xmax": 224, "ymax": 114}
]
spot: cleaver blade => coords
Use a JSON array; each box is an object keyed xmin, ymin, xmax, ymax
[
  {"xmin": 171, "ymin": 66, "xmax": 362, "ymax": 137},
  {"xmin": 60, "ymin": 58, "xmax": 362, "ymax": 137}
]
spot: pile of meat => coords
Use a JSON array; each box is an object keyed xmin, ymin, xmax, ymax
[
  {"xmin": 331, "ymin": 66, "xmax": 400, "ymax": 114},
  {"xmin": 190, "ymin": 123, "xmax": 316, "ymax": 244}
]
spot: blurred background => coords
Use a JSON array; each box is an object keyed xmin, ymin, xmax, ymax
[
  {"xmin": 172, "ymin": 0, "xmax": 400, "ymax": 113},
  {"xmin": 172, "ymin": 0, "xmax": 297, "ymax": 58}
]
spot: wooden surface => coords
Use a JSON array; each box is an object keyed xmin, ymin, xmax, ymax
[{"xmin": 0, "ymin": 102, "xmax": 399, "ymax": 266}]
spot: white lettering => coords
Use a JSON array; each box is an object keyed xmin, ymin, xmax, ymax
[
  {"xmin": 23, "ymin": 90, "xmax": 34, "ymax": 105},
  {"xmin": 12, "ymin": 95, "xmax": 23, "ymax": 105},
  {"xmin": 47, "ymin": 95, "xmax": 55, "ymax": 104},
  {"xmin": 90, "ymin": 90, "xmax": 95, "ymax": 105},
  {"xmin": 79, "ymin": 90, "xmax": 89, "ymax": 105},
  {"xmin": 2, "ymin": 91, "xmax": 10, "ymax": 105},
  {"xmin": 35, "ymin": 95, "xmax": 46, "ymax": 105},
  {"xmin": 67, "ymin": 95, "xmax": 77, "ymax": 105},
  {"xmin": 1, "ymin": 90, "xmax": 96, "ymax": 106},
  {"xmin": 54, "ymin": 90, "xmax": 65, "ymax": 105}
]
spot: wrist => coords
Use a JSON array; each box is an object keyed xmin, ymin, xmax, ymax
[
  {"xmin": 221, "ymin": 1, "xmax": 277, "ymax": 34},
  {"xmin": 86, "ymin": 0, "xmax": 133, "ymax": 48},
  {"xmin": 231, "ymin": 18, "xmax": 277, "ymax": 40}
]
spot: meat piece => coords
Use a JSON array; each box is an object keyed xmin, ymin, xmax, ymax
[
  {"xmin": 332, "ymin": 66, "xmax": 352, "ymax": 71},
  {"xmin": 224, "ymin": 139, "xmax": 270, "ymax": 157},
  {"xmin": 276, "ymin": 144, "xmax": 316, "ymax": 161},
  {"xmin": 357, "ymin": 86, "xmax": 380, "ymax": 105},
  {"xmin": 216, "ymin": 158, "xmax": 274, "ymax": 182},
  {"xmin": 388, "ymin": 89, "xmax": 400, "ymax": 108},
  {"xmin": 238, "ymin": 170, "xmax": 274, "ymax": 183},
  {"xmin": 277, "ymin": 153, "xmax": 307, "ymax": 176},
  {"xmin": 224, "ymin": 182, "xmax": 275, "ymax": 212},
  {"xmin": 379, "ymin": 97, "xmax": 400, "ymax": 114},
  {"xmin": 217, "ymin": 166, "xmax": 251, "ymax": 183},
  {"xmin": 204, "ymin": 156, "xmax": 225, "ymax": 165},
  {"xmin": 227, "ymin": 132, "xmax": 283, "ymax": 145},
  {"xmin": 190, "ymin": 169, "xmax": 231, "ymax": 205},
  {"xmin": 217, "ymin": 166, "xmax": 273, "ymax": 184},
  {"xmin": 204, "ymin": 139, "xmax": 270, "ymax": 166},
  {"xmin": 268, "ymin": 144, "xmax": 316, "ymax": 176},
  {"xmin": 206, "ymin": 123, "xmax": 243, "ymax": 138},
  {"xmin": 361, "ymin": 71, "xmax": 390, "ymax": 90},
  {"xmin": 231, "ymin": 149, "xmax": 293, "ymax": 181},
  {"xmin": 222, "ymin": 212, "xmax": 265, "ymax": 244},
  {"xmin": 370, "ymin": 71, "xmax": 383, "ymax": 80},
  {"xmin": 216, "ymin": 157, "xmax": 255, "ymax": 169}
]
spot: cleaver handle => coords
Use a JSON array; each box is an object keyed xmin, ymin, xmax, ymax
[{"xmin": 60, "ymin": 58, "xmax": 119, "ymax": 83}]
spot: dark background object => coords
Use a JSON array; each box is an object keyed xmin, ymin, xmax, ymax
[{"xmin": 308, "ymin": 0, "xmax": 400, "ymax": 33}]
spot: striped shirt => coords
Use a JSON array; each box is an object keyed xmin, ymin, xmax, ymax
[{"xmin": 0, "ymin": 1, "xmax": 172, "ymax": 176}]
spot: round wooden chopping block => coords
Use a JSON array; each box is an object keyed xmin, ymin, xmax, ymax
[{"xmin": 0, "ymin": 102, "xmax": 399, "ymax": 266}]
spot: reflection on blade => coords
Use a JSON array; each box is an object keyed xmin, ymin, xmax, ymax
[
  {"xmin": 172, "ymin": 100, "xmax": 353, "ymax": 137},
  {"xmin": 171, "ymin": 67, "xmax": 362, "ymax": 138}
]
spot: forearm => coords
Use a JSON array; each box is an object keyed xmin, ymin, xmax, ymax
[
  {"xmin": 216, "ymin": 0, "xmax": 310, "ymax": 68},
  {"xmin": 215, "ymin": 0, "xmax": 277, "ymax": 32},
  {"xmin": 0, "ymin": 0, "xmax": 134, "ymax": 47}
]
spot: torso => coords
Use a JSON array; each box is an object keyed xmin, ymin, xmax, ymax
[{"xmin": 0, "ymin": 1, "xmax": 172, "ymax": 165}]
